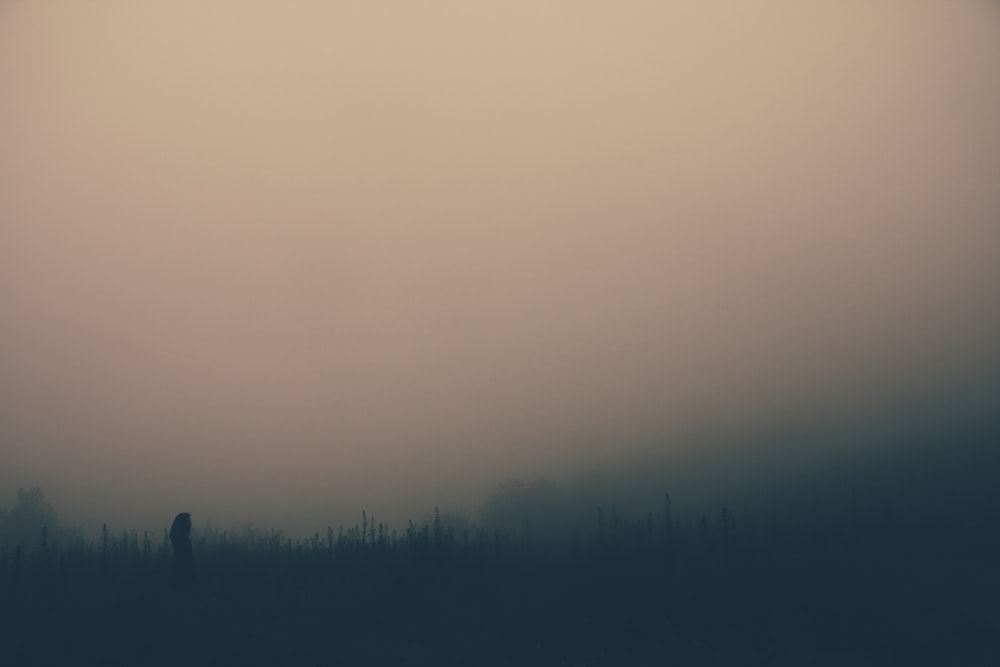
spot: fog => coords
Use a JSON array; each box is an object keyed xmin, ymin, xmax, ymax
[{"xmin": 2, "ymin": 1, "xmax": 999, "ymax": 536}]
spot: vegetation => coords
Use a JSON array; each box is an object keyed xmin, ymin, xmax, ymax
[{"xmin": 1, "ymin": 472, "xmax": 996, "ymax": 666}]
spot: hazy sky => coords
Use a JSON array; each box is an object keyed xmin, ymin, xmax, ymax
[{"xmin": 2, "ymin": 1, "xmax": 999, "ymax": 533}]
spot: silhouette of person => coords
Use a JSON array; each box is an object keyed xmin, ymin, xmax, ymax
[{"xmin": 169, "ymin": 512, "xmax": 195, "ymax": 588}]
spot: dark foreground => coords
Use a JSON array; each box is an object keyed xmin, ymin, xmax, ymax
[{"xmin": 2, "ymin": 488, "xmax": 997, "ymax": 667}]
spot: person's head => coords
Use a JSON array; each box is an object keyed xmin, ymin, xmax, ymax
[{"xmin": 170, "ymin": 512, "xmax": 192, "ymax": 542}]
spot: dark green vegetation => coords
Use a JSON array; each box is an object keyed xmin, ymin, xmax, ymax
[
  {"xmin": 2, "ymin": 438, "xmax": 998, "ymax": 667},
  {"xmin": 2, "ymin": 400, "xmax": 998, "ymax": 666}
]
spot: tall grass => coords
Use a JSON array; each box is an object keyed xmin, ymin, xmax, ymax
[{"xmin": 1, "ymin": 490, "xmax": 995, "ymax": 666}]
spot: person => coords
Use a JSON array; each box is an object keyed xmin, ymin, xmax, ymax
[{"xmin": 169, "ymin": 512, "xmax": 195, "ymax": 588}]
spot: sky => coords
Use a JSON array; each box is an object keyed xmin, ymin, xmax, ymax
[{"xmin": 2, "ymin": 1, "xmax": 999, "ymax": 535}]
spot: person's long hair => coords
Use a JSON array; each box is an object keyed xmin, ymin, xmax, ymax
[{"xmin": 170, "ymin": 512, "xmax": 191, "ymax": 544}]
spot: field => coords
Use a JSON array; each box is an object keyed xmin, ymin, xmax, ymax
[{"xmin": 2, "ymin": 471, "xmax": 997, "ymax": 667}]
